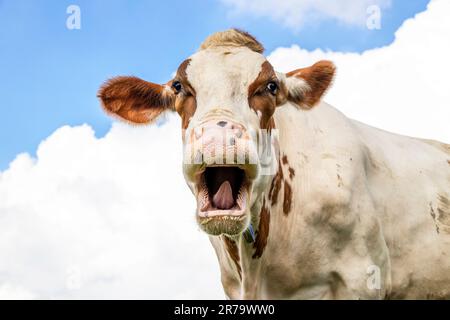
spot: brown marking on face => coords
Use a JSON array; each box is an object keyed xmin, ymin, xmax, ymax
[
  {"xmin": 98, "ymin": 76, "xmax": 174, "ymax": 124},
  {"xmin": 281, "ymin": 155, "xmax": 288, "ymax": 165},
  {"xmin": 283, "ymin": 181, "xmax": 292, "ymax": 215},
  {"xmin": 222, "ymin": 236, "xmax": 242, "ymax": 279},
  {"xmin": 253, "ymin": 198, "xmax": 270, "ymax": 259},
  {"xmin": 288, "ymin": 167, "xmax": 295, "ymax": 180},
  {"xmin": 178, "ymin": 96, "xmax": 196, "ymax": 130},
  {"xmin": 248, "ymin": 61, "xmax": 286, "ymax": 129},
  {"xmin": 268, "ymin": 160, "xmax": 283, "ymax": 206},
  {"xmin": 447, "ymin": 160, "xmax": 450, "ymax": 165},
  {"xmin": 173, "ymin": 59, "xmax": 197, "ymax": 130},
  {"xmin": 267, "ymin": 117, "xmax": 276, "ymax": 133},
  {"xmin": 286, "ymin": 60, "xmax": 335, "ymax": 109}
]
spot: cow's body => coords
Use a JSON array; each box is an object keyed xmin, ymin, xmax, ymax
[
  {"xmin": 99, "ymin": 29, "xmax": 450, "ymax": 299},
  {"xmin": 211, "ymin": 101, "xmax": 450, "ymax": 299}
]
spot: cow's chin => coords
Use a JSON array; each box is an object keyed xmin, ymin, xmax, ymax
[{"xmin": 195, "ymin": 166, "xmax": 252, "ymax": 236}]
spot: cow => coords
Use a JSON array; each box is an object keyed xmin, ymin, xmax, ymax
[{"xmin": 98, "ymin": 29, "xmax": 450, "ymax": 299}]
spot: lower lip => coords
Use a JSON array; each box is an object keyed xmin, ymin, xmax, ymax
[
  {"xmin": 197, "ymin": 208, "xmax": 246, "ymax": 218},
  {"xmin": 198, "ymin": 213, "xmax": 247, "ymax": 226}
]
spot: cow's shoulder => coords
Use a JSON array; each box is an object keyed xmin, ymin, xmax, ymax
[{"xmin": 273, "ymin": 101, "xmax": 368, "ymax": 215}]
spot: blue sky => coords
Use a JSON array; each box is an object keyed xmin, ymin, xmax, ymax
[{"xmin": 0, "ymin": 0, "xmax": 430, "ymax": 169}]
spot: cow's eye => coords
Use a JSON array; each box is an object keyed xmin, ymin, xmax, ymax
[
  {"xmin": 172, "ymin": 81, "xmax": 182, "ymax": 93},
  {"xmin": 266, "ymin": 81, "xmax": 278, "ymax": 95}
]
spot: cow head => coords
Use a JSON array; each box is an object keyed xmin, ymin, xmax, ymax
[{"xmin": 98, "ymin": 29, "xmax": 335, "ymax": 236}]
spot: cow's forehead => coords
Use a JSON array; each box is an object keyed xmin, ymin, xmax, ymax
[{"xmin": 185, "ymin": 47, "xmax": 267, "ymax": 98}]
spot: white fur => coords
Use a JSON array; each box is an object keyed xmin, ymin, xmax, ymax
[{"xmin": 285, "ymin": 75, "xmax": 310, "ymax": 100}]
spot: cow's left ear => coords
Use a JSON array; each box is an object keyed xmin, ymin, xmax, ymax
[
  {"xmin": 98, "ymin": 76, "xmax": 175, "ymax": 124},
  {"xmin": 284, "ymin": 60, "xmax": 336, "ymax": 109}
]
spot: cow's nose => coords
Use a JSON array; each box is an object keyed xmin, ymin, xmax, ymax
[
  {"xmin": 192, "ymin": 120, "xmax": 245, "ymax": 142},
  {"xmin": 185, "ymin": 119, "xmax": 258, "ymax": 177}
]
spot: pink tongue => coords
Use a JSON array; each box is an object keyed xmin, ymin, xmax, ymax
[{"xmin": 212, "ymin": 181, "xmax": 234, "ymax": 210}]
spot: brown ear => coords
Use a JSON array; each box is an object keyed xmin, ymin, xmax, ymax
[
  {"xmin": 285, "ymin": 60, "xmax": 335, "ymax": 109},
  {"xmin": 98, "ymin": 76, "xmax": 175, "ymax": 124}
]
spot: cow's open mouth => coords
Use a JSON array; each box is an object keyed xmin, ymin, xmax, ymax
[{"xmin": 196, "ymin": 166, "xmax": 250, "ymax": 220}]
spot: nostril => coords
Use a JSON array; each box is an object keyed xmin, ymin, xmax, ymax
[{"xmin": 217, "ymin": 121, "xmax": 227, "ymax": 127}]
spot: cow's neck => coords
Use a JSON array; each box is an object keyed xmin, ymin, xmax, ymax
[
  {"xmin": 220, "ymin": 149, "xmax": 281, "ymax": 299},
  {"xmin": 218, "ymin": 104, "xmax": 306, "ymax": 299}
]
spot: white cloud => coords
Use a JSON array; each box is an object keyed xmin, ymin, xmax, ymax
[
  {"xmin": 221, "ymin": 0, "xmax": 391, "ymax": 29},
  {"xmin": 0, "ymin": 283, "xmax": 36, "ymax": 300},
  {"xmin": 0, "ymin": 118, "xmax": 223, "ymax": 299},
  {"xmin": 0, "ymin": 0, "xmax": 449, "ymax": 299},
  {"xmin": 268, "ymin": 0, "xmax": 450, "ymax": 144}
]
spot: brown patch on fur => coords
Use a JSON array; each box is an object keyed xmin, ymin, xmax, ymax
[
  {"xmin": 173, "ymin": 59, "xmax": 198, "ymax": 130},
  {"xmin": 177, "ymin": 96, "xmax": 196, "ymax": 130},
  {"xmin": 288, "ymin": 167, "xmax": 295, "ymax": 179},
  {"xmin": 336, "ymin": 164, "xmax": 343, "ymax": 188},
  {"xmin": 337, "ymin": 174, "xmax": 343, "ymax": 187},
  {"xmin": 267, "ymin": 117, "xmax": 276, "ymax": 133},
  {"xmin": 283, "ymin": 181, "xmax": 292, "ymax": 215},
  {"xmin": 281, "ymin": 155, "xmax": 295, "ymax": 180},
  {"xmin": 437, "ymin": 194, "xmax": 450, "ymax": 226},
  {"xmin": 268, "ymin": 160, "xmax": 283, "ymax": 206},
  {"xmin": 248, "ymin": 61, "xmax": 286, "ymax": 129},
  {"xmin": 253, "ymin": 199, "xmax": 270, "ymax": 259},
  {"xmin": 200, "ymin": 29, "xmax": 264, "ymax": 54},
  {"xmin": 286, "ymin": 60, "xmax": 335, "ymax": 109},
  {"xmin": 223, "ymin": 236, "xmax": 242, "ymax": 279},
  {"xmin": 429, "ymin": 203, "xmax": 440, "ymax": 234},
  {"xmin": 98, "ymin": 76, "xmax": 174, "ymax": 124},
  {"xmin": 447, "ymin": 160, "xmax": 450, "ymax": 166}
]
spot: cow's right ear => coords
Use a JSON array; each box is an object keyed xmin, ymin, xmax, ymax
[{"xmin": 98, "ymin": 76, "xmax": 175, "ymax": 124}]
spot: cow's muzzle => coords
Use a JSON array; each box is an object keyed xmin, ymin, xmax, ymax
[{"xmin": 183, "ymin": 120, "xmax": 258, "ymax": 235}]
